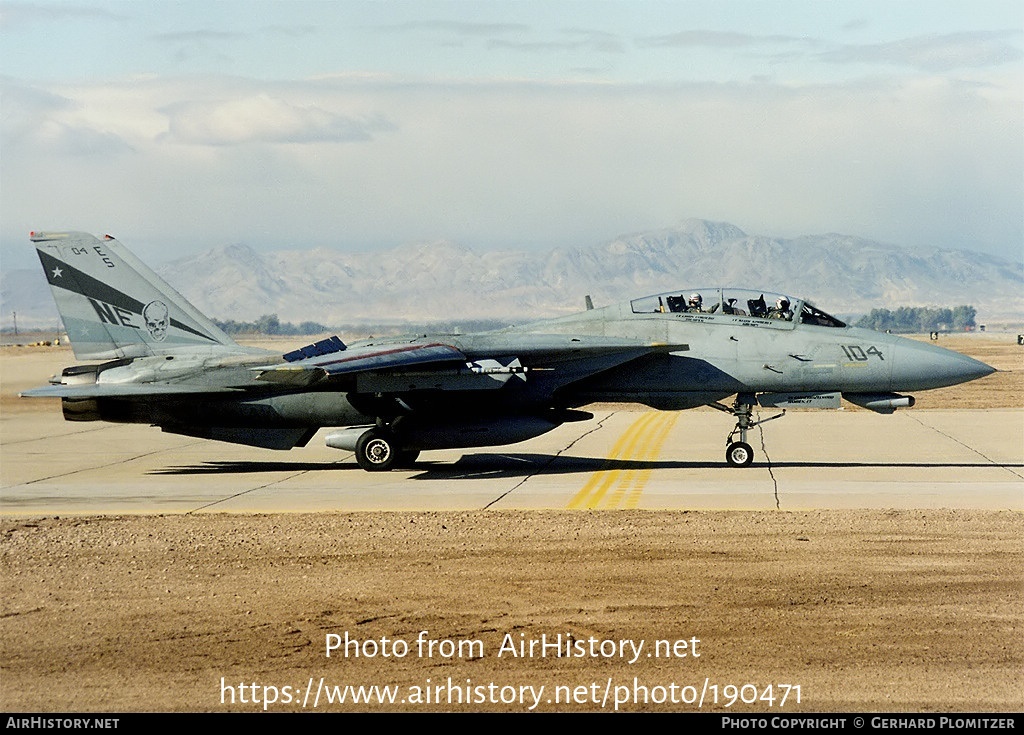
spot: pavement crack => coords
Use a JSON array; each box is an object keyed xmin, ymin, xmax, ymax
[
  {"xmin": 756, "ymin": 410, "xmax": 781, "ymax": 509},
  {"xmin": 482, "ymin": 411, "xmax": 617, "ymax": 509},
  {"xmin": 907, "ymin": 414, "xmax": 1024, "ymax": 480},
  {"xmin": 0, "ymin": 424, "xmax": 124, "ymax": 446},
  {"xmin": 186, "ymin": 459, "xmax": 349, "ymax": 513},
  {"xmin": 4, "ymin": 441, "xmax": 208, "ymax": 488}
]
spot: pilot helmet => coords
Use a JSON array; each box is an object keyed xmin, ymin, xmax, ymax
[
  {"xmin": 777, "ymin": 297, "xmax": 790, "ymax": 309},
  {"xmin": 689, "ymin": 293, "xmax": 702, "ymax": 306}
]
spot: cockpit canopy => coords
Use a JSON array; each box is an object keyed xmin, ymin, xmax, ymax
[{"xmin": 630, "ymin": 288, "xmax": 846, "ymax": 328}]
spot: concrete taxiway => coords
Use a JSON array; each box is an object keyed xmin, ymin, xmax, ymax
[{"xmin": 2, "ymin": 406, "xmax": 1021, "ymax": 515}]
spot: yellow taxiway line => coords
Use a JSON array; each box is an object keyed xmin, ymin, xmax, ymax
[{"xmin": 567, "ymin": 411, "xmax": 681, "ymax": 509}]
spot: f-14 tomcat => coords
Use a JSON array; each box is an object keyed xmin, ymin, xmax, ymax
[{"xmin": 23, "ymin": 231, "xmax": 995, "ymax": 471}]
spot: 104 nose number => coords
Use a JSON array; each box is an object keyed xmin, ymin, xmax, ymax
[{"xmin": 841, "ymin": 345, "xmax": 884, "ymax": 361}]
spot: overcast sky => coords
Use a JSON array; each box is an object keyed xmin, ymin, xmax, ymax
[{"xmin": 1, "ymin": 0, "xmax": 1021, "ymax": 268}]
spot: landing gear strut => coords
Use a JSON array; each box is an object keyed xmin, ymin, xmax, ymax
[{"xmin": 709, "ymin": 393, "xmax": 785, "ymax": 467}]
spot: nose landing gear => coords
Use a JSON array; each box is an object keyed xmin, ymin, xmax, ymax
[
  {"xmin": 710, "ymin": 393, "xmax": 785, "ymax": 467},
  {"xmin": 726, "ymin": 440, "xmax": 754, "ymax": 468}
]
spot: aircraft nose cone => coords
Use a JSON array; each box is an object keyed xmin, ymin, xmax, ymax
[{"xmin": 893, "ymin": 340, "xmax": 996, "ymax": 391}]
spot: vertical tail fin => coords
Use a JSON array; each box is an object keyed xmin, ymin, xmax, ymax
[{"xmin": 30, "ymin": 231, "xmax": 240, "ymax": 360}]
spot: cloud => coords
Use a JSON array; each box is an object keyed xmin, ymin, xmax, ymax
[
  {"xmin": 151, "ymin": 29, "xmax": 245, "ymax": 43},
  {"xmin": 486, "ymin": 27, "xmax": 625, "ymax": 54},
  {"xmin": 372, "ymin": 20, "xmax": 625, "ymax": 58},
  {"xmin": 379, "ymin": 20, "xmax": 530, "ymax": 37},
  {"xmin": 841, "ymin": 18, "xmax": 870, "ymax": 33},
  {"xmin": 1, "ymin": 73, "xmax": 1019, "ymax": 263},
  {"xmin": 639, "ymin": 30, "xmax": 817, "ymax": 49},
  {"xmin": 821, "ymin": 31, "xmax": 1024, "ymax": 72},
  {"xmin": 147, "ymin": 27, "xmax": 247, "ymax": 68},
  {"xmin": 0, "ymin": 79, "xmax": 133, "ymax": 155},
  {"xmin": 35, "ymin": 121, "xmax": 134, "ymax": 155},
  {"xmin": 0, "ymin": 1, "xmax": 126, "ymax": 28},
  {"xmin": 262, "ymin": 24, "xmax": 319, "ymax": 39},
  {"xmin": 161, "ymin": 93, "xmax": 394, "ymax": 145}
]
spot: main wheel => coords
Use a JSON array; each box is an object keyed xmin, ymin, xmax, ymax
[
  {"xmin": 355, "ymin": 429, "xmax": 397, "ymax": 471},
  {"xmin": 725, "ymin": 441, "xmax": 754, "ymax": 468}
]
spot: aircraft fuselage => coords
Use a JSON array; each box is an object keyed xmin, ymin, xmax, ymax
[{"xmin": 23, "ymin": 231, "xmax": 995, "ymax": 468}]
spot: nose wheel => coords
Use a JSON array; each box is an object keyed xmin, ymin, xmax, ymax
[
  {"xmin": 711, "ymin": 393, "xmax": 785, "ymax": 467},
  {"xmin": 726, "ymin": 440, "xmax": 754, "ymax": 468}
]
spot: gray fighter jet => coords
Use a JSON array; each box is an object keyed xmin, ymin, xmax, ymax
[{"xmin": 22, "ymin": 231, "xmax": 995, "ymax": 470}]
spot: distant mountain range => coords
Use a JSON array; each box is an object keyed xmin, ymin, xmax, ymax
[{"xmin": 4, "ymin": 219, "xmax": 1022, "ymax": 330}]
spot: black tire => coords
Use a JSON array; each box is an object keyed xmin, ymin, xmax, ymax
[
  {"xmin": 394, "ymin": 449, "xmax": 420, "ymax": 468},
  {"xmin": 725, "ymin": 441, "xmax": 754, "ymax": 468},
  {"xmin": 355, "ymin": 429, "xmax": 397, "ymax": 471}
]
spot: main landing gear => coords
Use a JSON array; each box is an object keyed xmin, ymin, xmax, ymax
[
  {"xmin": 709, "ymin": 393, "xmax": 785, "ymax": 467},
  {"xmin": 354, "ymin": 427, "xmax": 419, "ymax": 472}
]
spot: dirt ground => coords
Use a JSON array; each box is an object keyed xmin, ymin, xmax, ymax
[
  {"xmin": 1, "ymin": 334, "xmax": 1022, "ymax": 712},
  {"xmin": 2, "ymin": 510, "xmax": 1021, "ymax": 712}
]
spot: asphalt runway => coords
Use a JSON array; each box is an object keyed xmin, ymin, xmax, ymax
[{"xmin": 3, "ymin": 404, "xmax": 1021, "ymax": 515}]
